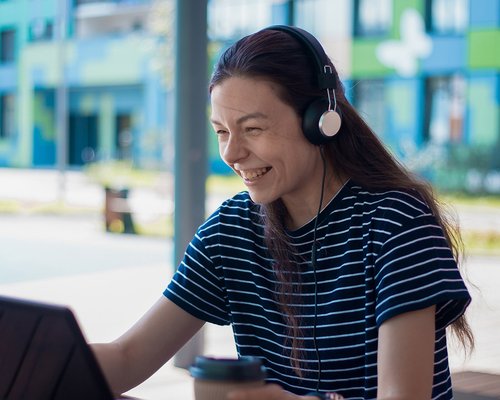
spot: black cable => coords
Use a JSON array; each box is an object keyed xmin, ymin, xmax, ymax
[{"xmin": 312, "ymin": 146, "xmax": 327, "ymax": 392}]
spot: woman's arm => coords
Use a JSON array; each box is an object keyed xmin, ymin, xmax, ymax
[
  {"xmin": 91, "ymin": 296, "xmax": 205, "ymax": 395},
  {"xmin": 377, "ymin": 305, "xmax": 436, "ymax": 400}
]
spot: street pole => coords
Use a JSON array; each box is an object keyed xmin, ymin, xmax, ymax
[
  {"xmin": 56, "ymin": 0, "xmax": 68, "ymax": 203},
  {"xmin": 172, "ymin": 0, "xmax": 208, "ymax": 369},
  {"xmin": 286, "ymin": 0, "xmax": 295, "ymax": 25}
]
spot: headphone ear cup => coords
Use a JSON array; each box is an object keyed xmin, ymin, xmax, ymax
[{"xmin": 302, "ymin": 99, "xmax": 341, "ymax": 145}]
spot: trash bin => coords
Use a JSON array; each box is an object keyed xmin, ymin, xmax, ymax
[{"xmin": 104, "ymin": 187, "xmax": 136, "ymax": 234}]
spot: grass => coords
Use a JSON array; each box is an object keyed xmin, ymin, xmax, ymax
[
  {"xmin": 440, "ymin": 192, "xmax": 500, "ymax": 208},
  {"xmin": 439, "ymin": 192, "xmax": 500, "ymax": 256},
  {"xmin": 462, "ymin": 230, "xmax": 500, "ymax": 256},
  {"xmin": 84, "ymin": 161, "xmax": 164, "ymax": 189}
]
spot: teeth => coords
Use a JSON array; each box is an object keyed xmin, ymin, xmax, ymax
[{"xmin": 240, "ymin": 167, "xmax": 269, "ymax": 181}]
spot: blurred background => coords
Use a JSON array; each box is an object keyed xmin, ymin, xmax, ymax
[
  {"xmin": 0, "ymin": 0, "xmax": 499, "ymax": 399},
  {"xmin": 0, "ymin": 0, "xmax": 499, "ymax": 190},
  {"xmin": 1, "ymin": 0, "xmax": 500, "ymax": 233}
]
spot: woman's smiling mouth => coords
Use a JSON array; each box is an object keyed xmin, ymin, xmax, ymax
[{"xmin": 239, "ymin": 167, "xmax": 272, "ymax": 182}]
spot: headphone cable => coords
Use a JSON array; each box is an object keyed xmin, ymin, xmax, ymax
[{"xmin": 312, "ymin": 146, "xmax": 327, "ymax": 391}]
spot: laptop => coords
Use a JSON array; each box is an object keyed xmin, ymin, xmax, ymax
[{"xmin": 0, "ymin": 294, "xmax": 123, "ymax": 400}]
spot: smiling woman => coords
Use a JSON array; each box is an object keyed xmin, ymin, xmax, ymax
[
  {"xmin": 91, "ymin": 25, "xmax": 473, "ymax": 400},
  {"xmin": 210, "ymin": 77, "xmax": 329, "ymax": 215}
]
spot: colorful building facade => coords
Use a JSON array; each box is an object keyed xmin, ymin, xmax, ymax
[
  {"xmin": 1, "ymin": 0, "xmax": 499, "ymax": 192},
  {"xmin": 0, "ymin": 0, "xmax": 171, "ymax": 169}
]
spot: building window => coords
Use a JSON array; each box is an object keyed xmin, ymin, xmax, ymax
[
  {"xmin": 208, "ymin": 0, "xmax": 275, "ymax": 40},
  {"xmin": 116, "ymin": 114, "xmax": 133, "ymax": 160},
  {"xmin": 354, "ymin": 0, "xmax": 392, "ymax": 37},
  {"xmin": 426, "ymin": 0, "xmax": 469, "ymax": 34},
  {"xmin": 0, "ymin": 94, "xmax": 16, "ymax": 139},
  {"xmin": 1, "ymin": 28, "xmax": 16, "ymax": 62},
  {"xmin": 29, "ymin": 19, "xmax": 54, "ymax": 42},
  {"xmin": 294, "ymin": 0, "xmax": 344, "ymax": 37},
  {"xmin": 424, "ymin": 75, "xmax": 466, "ymax": 145},
  {"xmin": 353, "ymin": 79, "xmax": 386, "ymax": 138},
  {"xmin": 69, "ymin": 113, "xmax": 99, "ymax": 165}
]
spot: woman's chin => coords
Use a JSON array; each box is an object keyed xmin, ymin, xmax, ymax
[{"xmin": 247, "ymin": 190, "xmax": 277, "ymax": 205}]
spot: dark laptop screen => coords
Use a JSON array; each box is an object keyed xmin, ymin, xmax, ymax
[{"xmin": 0, "ymin": 295, "xmax": 115, "ymax": 400}]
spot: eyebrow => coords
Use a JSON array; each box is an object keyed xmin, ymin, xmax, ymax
[{"xmin": 210, "ymin": 112, "xmax": 268, "ymax": 126}]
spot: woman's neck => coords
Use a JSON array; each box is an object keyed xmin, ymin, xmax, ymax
[{"xmin": 284, "ymin": 173, "xmax": 347, "ymax": 231}]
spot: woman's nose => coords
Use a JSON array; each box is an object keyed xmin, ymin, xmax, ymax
[{"xmin": 221, "ymin": 133, "xmax": 248, "ymax": 164}]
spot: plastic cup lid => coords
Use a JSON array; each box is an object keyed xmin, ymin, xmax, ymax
[{"xmin": 189, "ymin": 356, "xmax": 267, "ymax": 382}]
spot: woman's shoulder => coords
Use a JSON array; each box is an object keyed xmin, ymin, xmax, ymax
[
  {"xmin": 347, "ymin": 181, "xmax": 433, "ymax": 222},
  {"xmin": 198, "ymin": 191, "xmax": 263, "ymax": 241},
  {"xmin": 218, "ymin": 191, "xmax": 258, "ymax": 213},
  {"xmin": 205, "ymin": 191, "xmax": 261, "ymax": 225}
]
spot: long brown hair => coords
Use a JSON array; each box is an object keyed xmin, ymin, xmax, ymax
[{"xmin": 209, "ymin": 28, "xmax": 474, "ymax": 373}]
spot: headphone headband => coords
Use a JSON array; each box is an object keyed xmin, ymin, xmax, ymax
[
  {"xmin": 262, "ymin": 25, "xmax": 342, "ymax": 144},
  {"xmin": 265, "ymin": 25, "xmax": 336, "ymax": 91}
]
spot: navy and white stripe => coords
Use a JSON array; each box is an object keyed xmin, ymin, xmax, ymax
[{"xmin": 165, "ymin": 180, "xmax": 470, "ymax": 399}]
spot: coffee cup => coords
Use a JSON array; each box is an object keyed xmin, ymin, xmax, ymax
[{"xmin": 189, "ymin": 356, "xmax": 266, "ymax": 400}]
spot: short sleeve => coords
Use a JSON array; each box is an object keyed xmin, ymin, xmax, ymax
[
  {"xmin": 374, "ymin": 214, "xmax": 471, "ymax": 329},
  {"xmin": 164, "ymin": 224, "xmax": 231, "ymax": 326}
]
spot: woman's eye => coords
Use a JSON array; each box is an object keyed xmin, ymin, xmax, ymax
[{"xmin": 245, "ymin": 127, "xmax": 261, "ymax": 133}]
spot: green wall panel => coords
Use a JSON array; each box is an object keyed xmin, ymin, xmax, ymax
[
  {"xmin": 392, "ymin": 0, "xmax": 424, "ymax": 38},
  {"xmin": 33, "ymin": 92, "xmax": 55, "ymax": 141},
  {"xmin": 388, "ymin": 83, "xmax": 413, "ymax": 126},
  {"xmin": 24, "ymin": 42, "xmax": 64, "ymax": 84},
  {"xmin": 0, "ymin": 141, "xmax": 10, "ymax": 154},
  {"xmin": 99, "ymin": 94, "xmax": 115, "ymax": 160},
  {"xmin": 80, "ymin": 38, "xmax": 148, "ymax": 86},
  {"xmin": 351, "ymin": 40, "xmax": 392, "ymax": 78},
  {"xmin": 468, "ymin": 83, "xmax": 499, "ymax": 146},
  {"xmin": 468, "ymin": 30, "xmax": 500, "ymax": 68}
]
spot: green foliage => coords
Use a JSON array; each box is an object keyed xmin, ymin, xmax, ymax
[
  {"xmin": 431, "ymin": 144, "xmax": 500, "ymax": 194},
  {"xmin": 84, "ymin": 161, "xmax": 163, "ymax": 189},
  {"xmin": 463, "ymin": 230, "xmax": 500, "ymax": 256}
]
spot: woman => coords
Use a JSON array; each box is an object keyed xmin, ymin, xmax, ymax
[{"xmin": 92, "ymin": 26, "xmax": 473, "ymax": 399}]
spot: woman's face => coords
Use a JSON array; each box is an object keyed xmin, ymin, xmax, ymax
[{"xmin": 210, "ymin": 76, "xmax": 326, "ymax": 221}]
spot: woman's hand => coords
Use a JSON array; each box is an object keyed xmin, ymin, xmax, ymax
[{"xmin": 227, "ymin": 384, "xmax": 322, "ymax": 400}]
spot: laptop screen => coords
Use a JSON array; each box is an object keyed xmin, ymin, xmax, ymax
[{"xmin": 0, "ymin": 295, "xmax": 115, "ymax": 400}]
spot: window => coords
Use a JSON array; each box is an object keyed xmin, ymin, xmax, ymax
[
  {"xmin": 424, "ymin": 75, "xmax": 466, "ymax": 145},
  {"xmin": 116, "ymin": 114, "xmax": 133, "ymax": 160},
  {"xmin": 208, "ymin": 0, "xmax": 275, "ymax": 40},
  {"xmin": 426, "ymin": 0, "xmax": 469, "ymax": 34},
  {"xmin": 353, "ymin": 79, "xmax": 386, "ymax": 138},
  {"xmin": 1, "ymin": 28, "xmax": 16, "ymax": 62},
  {"xmin": 0, "ymin": 93, "xmax": 16, "ymax": 139},
  {"xmin": 354, "ymin": 0, "xmax": 392, "ymax": 37},
  {"xmin": 69, "ymin": 113, "xmax": 98, "ymax": 165},
  {"xmin": 294, "ymin": 0, "xmax": 349, "ymax": 38},
  {"xmin": 29, "ymin": 19, "xmax": 54, "ymax": 42}
]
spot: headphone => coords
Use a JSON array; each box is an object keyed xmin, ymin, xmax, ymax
[{"xmin": 265, "ymin": 25, "xmax": 342, "ymax": 146}]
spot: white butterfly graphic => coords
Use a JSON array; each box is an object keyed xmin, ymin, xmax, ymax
[{"xmin": 376, "ymin": 9, "xmax": 432, "ymax": 77}]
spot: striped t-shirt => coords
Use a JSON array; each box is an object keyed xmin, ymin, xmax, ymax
[{"xmin": 165, "ymin": 180, "xmax": 471, "ymax": 399}]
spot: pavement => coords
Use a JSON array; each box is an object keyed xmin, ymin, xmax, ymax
[{"xmin": 0, "ymin": 167, "xmax": 499, "ymax": 399}]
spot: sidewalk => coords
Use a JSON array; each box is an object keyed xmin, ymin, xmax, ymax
[
  {"xmin": 0, "ymin": 167, "xmax": 230, "ymax": 399},
  {"xmin": 1, "ymin": 167, "xmax": 499, "ymax": 399},
  {"xmin": 0, "ymin": 213, "xmax": 235, "ymax": 400}
]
